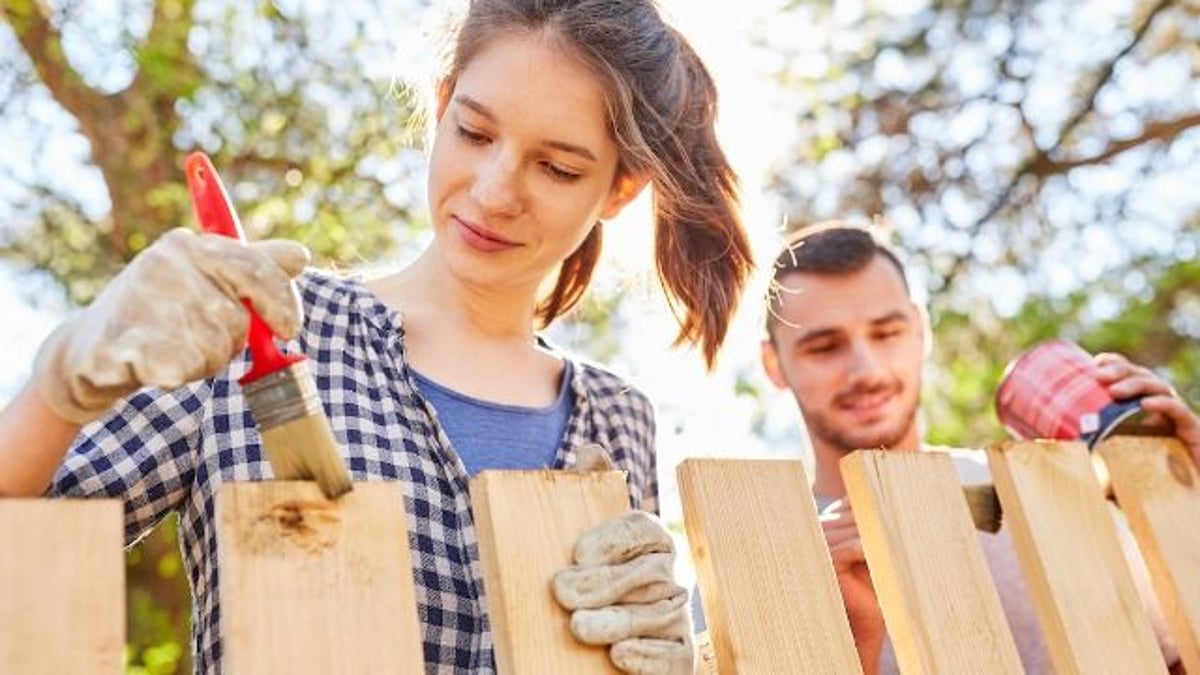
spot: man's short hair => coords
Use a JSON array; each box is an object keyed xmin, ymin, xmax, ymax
[{"xmin": 765, "ymin": 220, "xmax": 910, "ymax": 337}]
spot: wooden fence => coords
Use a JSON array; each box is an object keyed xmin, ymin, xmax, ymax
[{"xmin": 1, "ymin": 437, "xmax": 1195, "ymax": 673}]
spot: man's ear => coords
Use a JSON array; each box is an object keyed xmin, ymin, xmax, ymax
[
  {"xmin": 600, "ymin": 173, "xmax": 650, "ymax": 220},
  {"xmin": 761, "ymin": 338, "xmax": 789, "ymax": 390}
]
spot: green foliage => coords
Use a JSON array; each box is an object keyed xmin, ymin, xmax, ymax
[
  {"xmin": 0, "ymin": 2, "xmax": 433, "ymax": 671},
  {"xmin": 765, "ymin": 0, "xmax": 1200, "ymax": 448},
  {"xmin": 1, "ymin": 0, "xmax": 430, "ymax": 304},
  {"xmin": 124, "ymin": 518, "xmax": 191, "ymax": 674}
]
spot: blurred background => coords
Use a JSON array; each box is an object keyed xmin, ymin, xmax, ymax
[{"xmin": 1, "ymin": 0, "xmax": 1196, "ymax": 671}]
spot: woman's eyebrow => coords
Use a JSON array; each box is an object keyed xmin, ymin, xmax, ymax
[{"xmin": 454, "ymin": 94, "xmax": 598, "ymax": 162}]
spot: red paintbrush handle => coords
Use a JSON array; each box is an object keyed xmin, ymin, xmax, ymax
[{"xmin": 184, "ymin": 151, "xmax": 303, "ymax": 384}]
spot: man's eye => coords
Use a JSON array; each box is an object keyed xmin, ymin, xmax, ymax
[{"xmin": 805, "ymin": 343, "xmax": 837, "ymax": 355}]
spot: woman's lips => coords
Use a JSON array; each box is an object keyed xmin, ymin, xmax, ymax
[{"xmin": 454, "ymin": 216, "xmax": 520, "ymax": 252}]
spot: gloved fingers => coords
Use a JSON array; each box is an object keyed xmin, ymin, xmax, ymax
[
  {"xmin": 610, "ymin": 637, "xmax": 695, "ymax": 675},
  {"xmin": 617, "ymin": 580, "xmax": 683, "ymax": 604},
  {"xmin": 128, "ymin": 327, "xmax": 224, "ymax": 390},
  {"xmin": 569, "ymin": 588, "xmax": 690, "ymax": 645},
  {"xmin": 554, "ymin": 552, "xmax": 675, "ymax": 609},
  {"xmin": 80, "ymin": 295, "xmax": 247, "ymax": 391},
  {"xmin": 249, "ymin": 238, "xmax": 311, "ymax": 278},
  {"xmin": 28, "ymin": 231, "xmax": 306, "ymax": 425},
  {"xmin": 189, "ymin": 232, "xmax": 307, "ymax": 339},
  {"xmin": 573, "ymin": 511, "xmax": 674, "ymax": 567},
  {"xmin": 570, "ymin": 443, "xmax": 617, "ymax": 472}
]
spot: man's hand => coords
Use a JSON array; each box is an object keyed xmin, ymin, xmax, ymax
[
  {"xmin": 1094, "ymin": 352, "xmax": 1200, "ymax": 463},
  {"xmin": 553, "ymin": 511, "xmax": 694, "ymax": 675},
  {"xmin": 32, "ymin": 228, "xmax": 309, "ymax": 425},
  {"xmin": 820, "ymin": 499, "xmax": 886, "ymax": 671}
]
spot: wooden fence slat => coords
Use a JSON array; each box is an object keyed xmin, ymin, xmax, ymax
[
  {"xmin": 1097, "ymin": 436, "xmax": 1200, "ymax": 673},
  {"xmin": 470, "ymin": 470, "xmax": 630, "ymax": 674},
  {"xmin": 677, "ymin": 458, "xmax": 861, "ymax": 674},
  {"xmin": 988, "ymin": 440, "xmax": 1167, "ymax": 674},
  {"xmin": 217, "ymin": 482, "xmax": 425, "ymax": 674},
  {"xmin": 841, "ymin": 450, "xmax": 1023, "ymax": 674},
  {"xmin": 0, "ymin": 499, "xmax": 124, "ymax": 674}
]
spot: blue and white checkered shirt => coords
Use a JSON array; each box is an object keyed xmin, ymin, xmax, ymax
[{"xmin": 49, "ymin": 271, "xmax": 659, "ymax": 674}]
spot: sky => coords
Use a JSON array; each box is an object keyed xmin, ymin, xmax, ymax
[{"xmin": 0, "ymin": 0, "xmax": 811, "ymax": 526}]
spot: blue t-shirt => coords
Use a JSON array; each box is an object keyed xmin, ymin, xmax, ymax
[{"xmin": 412, "ymin": 360, "xmax": 574, "ymax": 476}]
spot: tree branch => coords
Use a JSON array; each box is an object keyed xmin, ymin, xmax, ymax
[
  {"xmin": 1044, "ymin": 0, "xmax": 1176, "ymax": 158},
  {"xmin": 0, "ymin": 0, "xmax": 108, "ymax": 129},
  {"xmin": 1027, "ymin": 112, "xmax": 1200, "ymax": 176},
  {"xmin": 936, "ymin": 0, "xmax": 1179, "ymax": 293}
]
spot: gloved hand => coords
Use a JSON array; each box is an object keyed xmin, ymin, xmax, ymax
[
  {"xmin": 32, "ymin": 228, "xmax": 309, "ymax": 425},
  {"xmin": 554, "ymin": 445, "xmax": 694, "ymax": 675}
]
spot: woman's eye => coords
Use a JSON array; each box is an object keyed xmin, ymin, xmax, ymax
[
  {"xmin": 456, "ymin": 125, "xmax": 488, "ymax": 144},
  {"xmin": 544, "ymin": 162, "xmax": 582, "ymax": 182}
]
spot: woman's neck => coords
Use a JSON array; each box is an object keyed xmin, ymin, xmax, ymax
[{"xmin": 371, "ymin": 246, "xmax": 540, "ymax": 342}]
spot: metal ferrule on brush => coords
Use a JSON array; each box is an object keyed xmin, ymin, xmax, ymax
[{"xmin": 241, "ymin": 361, "xmax": 322, "ymax": 430}]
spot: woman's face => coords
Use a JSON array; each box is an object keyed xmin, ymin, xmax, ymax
[{"xmin": 426, "ymin": 33, "xmax": 638, "ymax": 295}]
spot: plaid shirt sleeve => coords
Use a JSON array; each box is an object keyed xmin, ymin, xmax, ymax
[
  {"xmin": 48, "ymin": 380, "xmax": 209, "ymax": 544},
  {"xmin": 569, "ymin": 361, "xmax": 660, "ymax": 515}
]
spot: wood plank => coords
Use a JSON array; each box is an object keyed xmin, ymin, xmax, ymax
[
  {"xmin": 470, "ymin": 470, "xmax": 630, "ymax": 674},
  {"xmin": 677, "ymin": 459, "xmax": 861, "ymax": 674},
  {"xmin": 1097, "ymin": 436, "xmax": 1200, "ymax": 673},
  {"xmin": 0, "ymin": 499, "xmax": 124, "ymax": 673},
  {"xmin": 988, "ymin": 440, "xmax": 1167, "ymax": 674},
  {"xmin": 217, "ymin": 481, "xmax": 424, "ymax": 674},
  {"xmin": 840, "ymin": 450, "xmax": 1023, "ymax": 674}
]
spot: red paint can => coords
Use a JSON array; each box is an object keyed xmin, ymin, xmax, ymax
[{"xmin": 995, "ymin": 339, "xmax": 1144, "ymax": 448}]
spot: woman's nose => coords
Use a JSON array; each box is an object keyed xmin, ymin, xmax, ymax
[{"xmin": 470, "ymin": 150, "xmax": 523, "ymax": 217}]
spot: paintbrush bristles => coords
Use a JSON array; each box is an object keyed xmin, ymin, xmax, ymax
[
  {"xmin": 962, "ymin": 483, "xmax": 1003, "ymax": 534},
  {"xmin": 244, "ymin": 362, "xmax": 353, "ymax": 499},
  {"xmin": 259, "ymin": 414, "xmax": 354, "ymax": 499}
]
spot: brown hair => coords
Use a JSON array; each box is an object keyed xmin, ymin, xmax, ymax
[
  {"xmin": 438, "ymin": 0, "xmax": 753, "ymax": 369},
  {"xmin": 766, "ymin": 221, "xmax": 909, "ymax": 337}
]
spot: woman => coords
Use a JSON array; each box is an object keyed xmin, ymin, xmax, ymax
[{"xmin": 0, "ymin": 1, "xmax": 753, "ymax": 673}]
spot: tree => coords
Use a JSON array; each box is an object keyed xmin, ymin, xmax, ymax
[
  {"xmin": 1, "ymin": 0, "xmax": 429, "ymax": 303},
  {"xmin": 1, "ymin": 1, "xmax": 429, "ymax": 671},
  {"xmin": 763, "ymin": 0, "xmax": 1199, "ymax": 443}
]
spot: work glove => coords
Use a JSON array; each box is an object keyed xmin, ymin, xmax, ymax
[
  {"xmin": 554, "ymin": 445, "xmax": 695, "ymax": 675},
  {"xmin": 32, "ymin": 228, "xmax": 309, "ymax": 425}
]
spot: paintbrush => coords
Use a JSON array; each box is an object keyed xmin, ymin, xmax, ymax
[{"xmin": 184, "ymin": 151, "xmax": 353, "ymax": 499}]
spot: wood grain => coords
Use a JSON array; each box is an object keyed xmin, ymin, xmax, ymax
[
  {"xmin": 217, "ymin": 481, "xmax": 424, "ymax": 674},
  {"xmin": 841, "ymin": 450, "xmax": 1022, "ymax": 674},
  {"xmin": 0, "ymin": 499, "xmax": 123, "ymax": 673},
  {"xmin": 470, "ymin": 470, "xmax": 630, "ymax": 674},
  {"xmin": 1098, "ymin": 435, "xmax": 1200, "ymax": 673},
  {"xmin": 678, "ymin": 459, "xmax": 861, "ymax": 674},
  {"xmin": 988, "ymin": 439, "xmax": 1167, "ymax": 674}
]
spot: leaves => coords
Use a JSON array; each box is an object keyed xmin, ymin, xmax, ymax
[
  {"xmin": 766, "ymin": 0, "xmax": 1199, "ymax": 447},
  {"xmin": 1, "ymin": 2, "xmax": 431, "ymax": 671}
]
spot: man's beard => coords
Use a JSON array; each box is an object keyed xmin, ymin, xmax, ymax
[{"xmin": 806, "ymin": 389, "xmax": 921, "ymax": 456}]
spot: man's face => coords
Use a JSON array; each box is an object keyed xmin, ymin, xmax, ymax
[{"xmin": 762, "ymin": 255, "xmax": 926, "ymax": 456}]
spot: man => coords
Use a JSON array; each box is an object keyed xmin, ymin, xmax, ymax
[{"xmin": 761, "ymin": 222, "xmax": 1199, "ymax": 673}]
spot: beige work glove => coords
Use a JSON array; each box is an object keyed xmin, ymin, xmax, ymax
[
  {"xmin": 554, "ymin": 445, "xmax": 695, "ymax": 675},
  {"xmin": 32, "ymin": 228, "xmax": 309, "ymax": 425}
]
